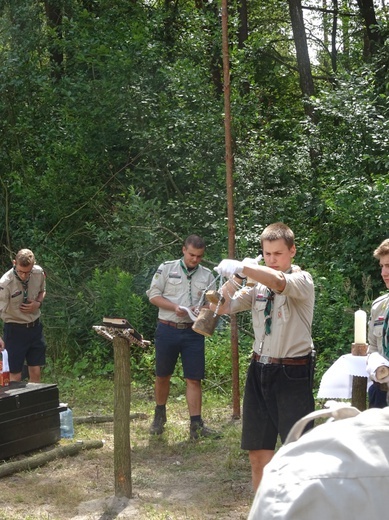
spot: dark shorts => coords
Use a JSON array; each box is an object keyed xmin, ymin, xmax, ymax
[
  {"xmin": 3, "ymin": 321, "xmax": 46, "ymax": 373},
  {"xmin": 368, "ymin": 383, "xmax": 388, "ymax": 408},
  {"xmin": 155, "ymin": 322, "xmax": 205, "ymax": 380},
  {"xmin": 241, "ymin": 358, "xmax": 315, "ymax": 451}
]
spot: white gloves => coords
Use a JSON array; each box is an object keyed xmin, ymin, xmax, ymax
[
  {"xmin": 214, "ymin": 259, "xmax": 243, "ymax": 277},
  {"xmin": 214, "ymin": 256, "xmax": 262, "ymax": 278}
]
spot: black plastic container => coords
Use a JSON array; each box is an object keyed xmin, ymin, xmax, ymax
[{"xmin": 0, "ymin": 382, "xmax": 65, "ymax": 459}]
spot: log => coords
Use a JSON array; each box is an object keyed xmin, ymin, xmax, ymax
[
  {"xmin": 73, "ymin": 413, "xmax": 147, "ymax": 425},
  {"xmin": 0, "ymin": 440, "xmax": 103, "ymax": 478}
]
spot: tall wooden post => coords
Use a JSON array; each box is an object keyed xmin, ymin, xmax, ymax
[
  {"xmin": 222, "ymin": 0, "xmax": 240, "ymax": 419},
  {"xmin": 112, "ymin": 335, "xmax": 132, "ymax": 498}
]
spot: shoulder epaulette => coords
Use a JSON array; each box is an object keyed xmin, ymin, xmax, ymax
[
  {"xmin": 373, "ymin": 293, "xmax": 389, "ymax": 305},
  {"xmin": 0, "ymin": 271, "xmax": 12, "ymax": 287}
]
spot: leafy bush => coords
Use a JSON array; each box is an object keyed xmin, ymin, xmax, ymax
[{"xmin": 311, "ymin": 267, "xmax": 372, "ymax": 388}]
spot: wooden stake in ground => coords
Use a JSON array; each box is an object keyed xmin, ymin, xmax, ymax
[
  {"xmin": 351, "ymin": 342, "xmax": 368, "ymax": 411},
  {"xmin": 112, "ymin": 334, "xmax": 132, "ymax": 498},
  {"xmin": 93, "ymin": 321, "xmax": 150, "ymax": 499}
]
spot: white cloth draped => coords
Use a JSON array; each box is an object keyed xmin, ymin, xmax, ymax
[{"xmin": 317, "ymin": 354, "xmax": 371, "ymax": 399}]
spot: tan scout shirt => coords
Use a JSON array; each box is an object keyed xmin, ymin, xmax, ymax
[
  {"xmin": 367, "ymin": 293, "xmax": 389, "ymax": 356},
  {"xmin": 146, "ymin": 259, "xmax": 215, "ymax": 323},
  {"xmin": 0, "ymin": 266, "xmax": 46, "ymax": 324},
  {"xmin": 229, "ymin": 270, "xmax": 314, "ymax": 358}
]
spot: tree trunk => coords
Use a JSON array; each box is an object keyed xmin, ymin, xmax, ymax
[
  {"xmin": 237, "ymin": 0, "xmax": 248, "ymax": 48},
  {"xmin": 287, "ymin": 0, "xmax": 316, "ymax": 122},
  {"xmin": 44, "ymin": 1, "xmax": 64, "ymax": 81},
  {"xmin": 357, "ymin": 0, "xmax": 383, "ymax": 57},
  {"xmin": 331, "ymin": 0, "xmax": 338, "ymax": 73}
]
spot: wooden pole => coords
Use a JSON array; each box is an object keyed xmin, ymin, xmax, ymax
[
  {"xmin": 222, "ymin": 0, "xmax": 240, "ymax": 419},
  {"xmin": 351, "ymin": 342, "xmax": 368, "ymax": 411},
  {"xmin": 112, "ymin": 335, "xmax": 132, "ymax": 498}
]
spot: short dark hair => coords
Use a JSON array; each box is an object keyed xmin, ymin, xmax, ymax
[
  {"xmin": 373, "ymin": 238, "xmax": 389, "ymax": 259},
  {"xmin": 184, "ymin": 234, "xmax": 206, "ymax": 250},
  {"xmin": 260, "ymin": 223, "xmax": 295, "ymax": 249}
]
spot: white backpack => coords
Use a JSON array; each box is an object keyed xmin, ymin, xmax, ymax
[{"xmin": 248, "ymin": 402, "xmax": 389, "ymax": 519}]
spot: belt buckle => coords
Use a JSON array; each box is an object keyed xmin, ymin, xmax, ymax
[
  {"xmin": 26, "ymin": 321, "xmax": 33, "ymax": 328},
  {"xmin": 259, "ymin": 355, "xmax": 271, "ymax": 365},
  {"xmin": 176, "ymin": 323, "xmax": 187, "ymax": 330}
]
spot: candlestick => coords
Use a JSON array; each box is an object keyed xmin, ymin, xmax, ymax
[{"xmin": 354, "ymin": 309, "xmax": 367, "ymax": 344}]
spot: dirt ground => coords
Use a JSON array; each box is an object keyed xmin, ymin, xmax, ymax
[{"xmin": 0, "ymin": 405, "xmax": 254, "ymax": 520}]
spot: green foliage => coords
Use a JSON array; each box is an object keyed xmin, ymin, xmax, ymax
[
  {"xmin": 46, "ymin": 267, "xmax": 148, "ymax": 377},
  {"xmin": 203, "ymin": 328, "xmax": 253, "ymax": 394},
  {"xmin": 311, "ymin": 267, "xmax": 372, "ymax": 388},
  {"xmin": 0, "ymin": 0, "xmax": 389, "ymax": 392}
]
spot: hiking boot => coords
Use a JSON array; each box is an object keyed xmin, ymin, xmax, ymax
[
  {"xmin": 149, "ymin": 407, "xmax": 167, "ymax": 435},
  {"xmin": 190, "ymin": 420, "xmax": 221, "ymax": 440}
]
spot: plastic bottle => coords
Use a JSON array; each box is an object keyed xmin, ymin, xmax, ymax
[
  {"xmin": 0, "ymin": 350, "xmax": 10, "ymax": 386},
  {"xmin": 59, "ymin": 404, "xmax": 74, "ymax": 439}
]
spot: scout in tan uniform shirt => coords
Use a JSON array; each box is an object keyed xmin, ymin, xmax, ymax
[
  {"xmin": 146, "ymin": 234, "xmax": 219, "ymax": 439},
  {"xmin": 366, "ymin": 238, "xmax": 389, "ymax": 407},
  {"xmin": 213, "ymin": 222, "xmax": 315, "ymax": 492},
  {"xmin": 0, "ymin": 249, "xmax": 46, "ymax": 382}
]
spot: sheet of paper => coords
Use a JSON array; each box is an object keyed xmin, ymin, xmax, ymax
[{"xmin": 178, "ymin": 306, "xmax": 199, "ymax": 321}]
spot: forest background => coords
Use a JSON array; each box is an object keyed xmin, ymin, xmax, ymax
[{"xmin": 0, "ymin": 0, "xmax": 388, "ymax": 396}]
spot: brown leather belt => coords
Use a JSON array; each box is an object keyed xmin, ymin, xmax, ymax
[
  {"xmin": 7, "ymin": 318, "xmax": 40, "ymax": 329},
  {"xmin": 158, "ymin": 319, "xmax": 193, "ymax": 330},
  {"xmin": 252, "ymin": 352, "xmax": 310, "ymax": 365}
]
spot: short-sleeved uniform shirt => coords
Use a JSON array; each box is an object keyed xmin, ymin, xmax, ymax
[
  {"xmin": 146, "ymin": 259, "xmax": 215, "ymax": 323},
  {"xmin": 0, "ymin": 266, "xmax": 46, "ymax": 373},
  {"xmin": 367, "ymin": 293, "xmax": 389, "ymax": 356},
  {"xmin": 0, "ymin": 266, "xmax": 46, "ymax": 324},
  {"xmin": 229, "ymin": 269, "xmax": 315, "ymax": 358}
]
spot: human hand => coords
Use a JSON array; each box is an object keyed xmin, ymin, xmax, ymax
[
  {"xmin": 376, "ymin": 365, "xmax": 389, "ymax": 382},
  {"xmin": 0, "ymin": 337, "xmax": 4, "ymax": 351},
  {"xmin": 214, "ymin": 259, "xmax": 244, "ymax": 278},
  {"xmin": 20, "ymin": 300, "xmax": 41, "ymax": 313}
]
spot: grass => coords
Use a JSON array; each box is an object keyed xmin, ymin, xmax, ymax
[{"xmin": 0, "ymin": 374, "xmax": 253, "ymax": 519}]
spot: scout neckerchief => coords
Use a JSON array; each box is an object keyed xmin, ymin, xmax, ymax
[
  {"xmin": 258, "ymin": 266, "xmax": 293, "ymax": 353},
  {"xmin": 13, "ymin": 267, "xmax": 30, "ymax": 303},
  {"xmin": 180, "ymin": 259, "xmax": 199, "ymax": 306},
  {"xmin": 263, "ymin": 267, "xmax": 294, "ymax": 336},
  {"xmin": 383, "ymin": 308, "xmax": 389, "ymax": 358},
  {"xmin": 264, "ymin": 289, "xmax": 275, "ymax": 335}
]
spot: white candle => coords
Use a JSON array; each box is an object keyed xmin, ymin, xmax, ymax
[{"xmin": 354, "ymin": 309, "xmax": 367, "ymax": 344}]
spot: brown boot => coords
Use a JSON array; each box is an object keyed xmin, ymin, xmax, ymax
[{"xmin": 149, "ymin": 407, "xmax": 167, "ymax": 435}]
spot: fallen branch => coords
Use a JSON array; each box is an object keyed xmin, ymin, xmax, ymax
[
  {"xmin": 0, "ymin": 439, "xmax": 103, "ymax": 478},
  {"xmin": 73, "ymin": 412, "xmax": 147, "ymax": 424}
]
